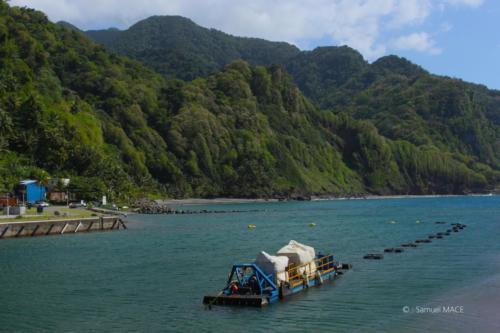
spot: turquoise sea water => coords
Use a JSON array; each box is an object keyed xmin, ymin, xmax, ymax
[{"xmin": 1, "ymin": 196, "xmax": 500, "ymax": 332}]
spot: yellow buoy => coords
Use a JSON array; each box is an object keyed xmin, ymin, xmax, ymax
[
  {"xmin": 247, "ymin": 224, "xmax": 256, "ymax": 229},
  {"xmin": 416, "ymin": 220, "xmax": 421, "ymax": 224},
  {"xmin": 389, "ymin": 220, "xmax": 396, "ymax": 224},
  {"xmin": 309, "ymin": 223, "xmax": 316, "ymax": 227}
]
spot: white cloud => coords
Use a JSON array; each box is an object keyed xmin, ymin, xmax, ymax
[
  {"xmin": 387, "ymin": 0, "xmax": 432, "ymax": 28},
  {"xmin": 392, "ymin": 32, "xmax": 442, "ymax": 55},
  {"xmin": 440, "ymin": 22, "xmax": 453, "ymax": 32},
  {"xmin": 445, "ymin": 0, "xmax": 484, "ymax": 7},
  {"xmin": 10, "ymin": 0, "xmax": 484, "ymax": 60}
]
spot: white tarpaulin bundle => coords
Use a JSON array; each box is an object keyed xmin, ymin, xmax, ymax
[
  {"xmin": 276, "ymin": 240, "xmax": 315, "ymax": 265},
  {"xmin": 255, "ymin": 251, "xmax": 289, "ymax": 280}
]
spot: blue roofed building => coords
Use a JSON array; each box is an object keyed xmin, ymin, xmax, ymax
[{"xmin": 16, "ymin": 180, "xmax": 46, "ymax": 204}]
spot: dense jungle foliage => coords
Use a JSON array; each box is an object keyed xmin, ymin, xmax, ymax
[
  {"xmin": 1, "ymin": 2, "xmax": 499, "ymax": 201},
  {"xmin": 87, "ymin": 16, "xmax": 500, "ymax": 176},
  {"xmin": 86, "ymin": 15, "xmax": 500, "ymax": 193},
  {"xmin": 85, "ymin": 15, "xmax": 300, "ymax": 81}
]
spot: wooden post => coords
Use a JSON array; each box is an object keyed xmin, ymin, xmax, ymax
[
  {"xmin": 31, "ymin": 224, "xmax": 40, "ymax": 237},
  {"xmin": 74, "ymin": 221, "xmax": 82, "ymax": 233},
  {"xmin": 46, "ymin": 224, "xmax": 54, "ymax": 235},
  {"xmin": 119, "ymin": 219, "xmax": 127, "ymax": 230},
  {"xmin": 86, "ymin": 221, "xmax": 94, "ymax": 232},
  {"xmin": 99, "ymin": 217, "xmax": 104, "ymax": 230},
  {"xmin": 15, "ymin": 226, "xmax": 25, "ymax": 237},
  {"xmin": 61, "ymin": 223, "xmax": 69, "ymax": 234},
  {"xmin": 0, "ymin": 225, "xmax": 8, "ymax": 238}
]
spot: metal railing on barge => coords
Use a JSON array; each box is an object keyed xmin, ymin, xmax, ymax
[{"xmin": 284, "ymin": 254, "xmax": 335, "ymax": 288}]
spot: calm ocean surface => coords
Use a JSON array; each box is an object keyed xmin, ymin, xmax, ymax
[{"xmin": 1, "ymin": 196, "xmax": 500, "ymax": 332}]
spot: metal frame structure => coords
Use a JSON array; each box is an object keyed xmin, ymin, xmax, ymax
[{"xmin": 223, "ymin": 263, "xmax": 279, "ymax": 301}]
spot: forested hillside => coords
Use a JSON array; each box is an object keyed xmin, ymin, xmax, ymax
[
  {"xmin": 85, "ymin": 15, "xmax": 500, "ymax": 193},
  {"xmin": 0, "ymin": 3, "xmax": 171, "ymax": 199},
  {"xmin": 1, "ymin": 2, "xmax": 498, "ymax": 201},
  {"xmin": 84, "ymin": 16, "xmax": 300, "ymax": 81},
  {"xmin": 285, "ymin": 47, "xmax": 500, "ymax": 171}
]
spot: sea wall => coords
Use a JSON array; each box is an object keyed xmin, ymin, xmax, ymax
[{"xmin": 0, "ymin": 216, "xmax": 126, "ymax": 239}]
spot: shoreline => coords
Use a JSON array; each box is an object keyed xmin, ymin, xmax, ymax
[
  {"xmin": 159, "ymin": 193, "xmax": 497, "ymax": 205},
  {"xmin": 0, "ymin": 216, "xmax": 125, "ymax": 239},
  {"xmin": 159, "ymin": 198, "xmax": 279, "ymax": 205}
]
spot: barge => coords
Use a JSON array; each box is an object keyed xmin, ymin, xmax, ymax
[{"xmin": 203, "ymin": 241, "xmax": 350, "ymax": 307}]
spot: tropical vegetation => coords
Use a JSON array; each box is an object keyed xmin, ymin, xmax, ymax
[{"xmin": 1, "ymin": 2, "xmax": 499, "ymax": 201}]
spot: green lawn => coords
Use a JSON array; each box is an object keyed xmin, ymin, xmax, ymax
[{"xmin": 0, "ymin": 206, "xmax": 102, "ymax": 223}]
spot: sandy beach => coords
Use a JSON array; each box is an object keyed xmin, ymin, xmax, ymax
[{"xmin": 159, "ymin": 193, "xmax": 497, "ymax": 206}]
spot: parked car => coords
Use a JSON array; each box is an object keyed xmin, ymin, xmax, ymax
[
  {"xmin": 69, "ymin": 201, "xmax": 87, "ymax": 208},
  {"xmin": 35, "ymin": 201, "xmax": 50, "ymax": 207}
]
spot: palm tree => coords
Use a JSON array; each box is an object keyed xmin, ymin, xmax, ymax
[
  {"xmin": 0, "ymin": 107, "xmax": 13, "ymax": 152},
  {"xmin": 32, "ymin": 169, "xmax": 50, "ymax": 186}
]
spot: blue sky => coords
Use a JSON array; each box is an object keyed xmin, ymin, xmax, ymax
[
  {"xmin": 392, "ymin": 1, "xmax": 500, "ymax": 90},
  {"xmin": 11, "ymin": 0, "xmax": 500, "ymax": 90}
]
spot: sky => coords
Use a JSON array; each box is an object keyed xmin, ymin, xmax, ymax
[{"xmin": 10, "ymin": 0, "xmax": 500, "ymax": 90}]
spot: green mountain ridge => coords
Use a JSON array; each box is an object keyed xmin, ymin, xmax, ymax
[
  {"xmin": 85, "ymin": 15, "xmax": 300, "ymax": 81},
  {"xmin": 85, "ymin": 27, "xmax": 121, "ymax": 46},
  {"xmin": 83, "ymin": 15, "xmax": 500, "ymax": 184},
  {"xmin": 56, "ymin": 20, "xmax": 82, "ymax": 32},
  {"xmin": 0, "ymin": 2, "xmax": 498, "ymax": 201}
]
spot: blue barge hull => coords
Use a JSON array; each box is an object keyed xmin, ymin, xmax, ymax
[{"xmin": 203, "ymin": 254, "xmax": 349, "ymax": 307}]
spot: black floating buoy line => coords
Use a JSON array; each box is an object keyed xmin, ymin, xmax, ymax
[
  {"xmin": 363, "ymin": 222, "xmax": 467, "ymax": 260},
  {"xmin": 384, "ymin": 248, "xmax": 404, "ymax": 253},
  {"xmin": 341, "ymin": 263, "xmax": 353, "ymax": 270},
  {"xmin": 363, "ymin": 253, "xmax": 384, "ymax": 260}
]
